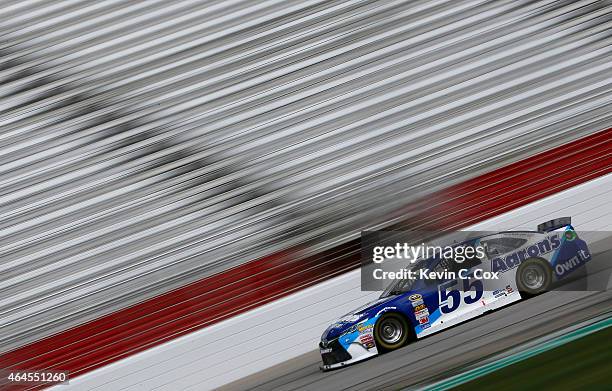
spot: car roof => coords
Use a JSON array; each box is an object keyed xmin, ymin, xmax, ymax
[{"xmin": 453, "ymin": 230, "xmax": 540, "ymax": 244}]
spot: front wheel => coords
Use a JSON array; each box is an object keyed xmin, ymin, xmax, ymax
[
  {"xmin": 516, "ymin": 258, "xmax": 553, "ymax": 296},
  {"xmin": 374, "ymin": 313, "xmax": 409, "ymax": 352}
]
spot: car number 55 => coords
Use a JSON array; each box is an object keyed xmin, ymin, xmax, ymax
[{"xmin": 438, "ymin": 276, "xmax": 483, "ymax": 314}]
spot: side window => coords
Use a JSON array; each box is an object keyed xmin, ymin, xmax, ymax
[
  {"xmin": 425, "ymin": 257, "xmax": 456, "ymax": 286},
  {"xmin": 455, "ymin": 245, "xmax": 482, "ymax": 269},
  {"xmin": 482, "ymin": 237, "xmax": 527, "ymax": 257}
]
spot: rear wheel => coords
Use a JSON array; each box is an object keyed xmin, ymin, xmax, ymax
[
  {"xmin": 516, "ymin": 258, "xmax": 552, "ymax": 295},
  {"xmin": 374, "ymin": 313, "xmax": 409, "ymax": 352}
]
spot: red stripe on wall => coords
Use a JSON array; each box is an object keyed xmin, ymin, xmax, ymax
[{"xmin": 0, "ymin": 128, "xmax": 610, "ymax": 384}]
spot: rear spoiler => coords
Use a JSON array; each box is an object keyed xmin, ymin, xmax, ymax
[{"xmin": 537, "ymin": 217, "xmax": 572, "ymax": 233}]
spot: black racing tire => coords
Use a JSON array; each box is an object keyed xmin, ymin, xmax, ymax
[
  {"xmin": 516, "ymin": 258, "xmax": 553, "ymax": 296},
  {"xmin": 373, "ymin": 313, "xmax": 410, "ymax": 352}
]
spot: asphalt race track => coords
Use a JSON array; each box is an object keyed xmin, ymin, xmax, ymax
[{"xmin": 224, "ymin": 251, "xmax": 612, "ymax": 391}]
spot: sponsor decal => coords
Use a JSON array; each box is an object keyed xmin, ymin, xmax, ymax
[
  {"xmin": 320, "ymin": 348, "xmax": 332, "ymax": 354},
  {"xmin": 491, "ymin": 234, "xmax": 561, "ymax": 273},
  {"xmin": 505, "ymin": 285, "xmax": 514, "ymax": 294},
  {"xmin": 413, "ymin": 300, "xmax": 430, "ymax": 325},
  {"xmin": 410, "ymin": 299, "xmax": 424, "ymax": 308},
  {"xmin": 415, "ymin": 310, "xmax": 429, "ymax": 318},
  {"xmin": 411, "ymin": 296, "xmax": 431, "ymax": 328},
  {"xmin": 408, "ymin": 294, "xmax": 424, "ymax": 307},
  {"xmin": 554, "ymin": 249, "xmax": 590, "ymax": 277},
  {"xmin": 359, "ymin": 334, "xmax": 375, "ymax": 349},
  {"xmin": 492, "ymin": 289, "xmax": 506, "ymax": 298},
  {"xmin": 360, "ymin": 334, "xmax": 373, "ymax": 342},
  {"xmin": 358, "ymin": 324, "xmax": 373, "ymax": 333},
  {"xmin": 408, "ymin": 294, "xmax": 422, "ymax": 301}
]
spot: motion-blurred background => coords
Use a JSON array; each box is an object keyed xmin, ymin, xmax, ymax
[{"xmin": 0, "ymin": 1, "xmax": 610, "ymax": 390}]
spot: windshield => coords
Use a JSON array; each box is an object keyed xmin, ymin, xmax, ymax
[{"xmin": 379, "ymin": 259, "xmax": 428, "ymax": 298}]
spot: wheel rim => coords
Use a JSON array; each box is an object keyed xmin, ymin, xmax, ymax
[
  {"xmin": 522, "ymin": 264, "xmax": 546, "ymax": 290},
  {"xmin": 379, "ymin": 317, "xmax": 403, "ymax": 344}
]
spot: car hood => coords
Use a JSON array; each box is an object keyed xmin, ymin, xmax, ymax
[{"xmin": 321, "ymin": 295, "xmax": 398, "ymax": 341}]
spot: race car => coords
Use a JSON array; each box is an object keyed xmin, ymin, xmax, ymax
[{"xmin": 319, "ymin": 217, "xmax": 591, "ymax": 370}]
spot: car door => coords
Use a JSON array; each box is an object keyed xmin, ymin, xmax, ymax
[{"xmin": 477, "ymin": 234, "xmax": 527, "ymax": 309}]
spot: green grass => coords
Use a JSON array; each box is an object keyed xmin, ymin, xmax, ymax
[{"xmin": 452, "ymin": 326, "xmax": 612, "ymax": 391}]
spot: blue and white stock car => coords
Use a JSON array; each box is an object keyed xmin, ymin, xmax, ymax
[{"xmin": 319, "ymin": 217, "xmax": 591, "ymax": 370}]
